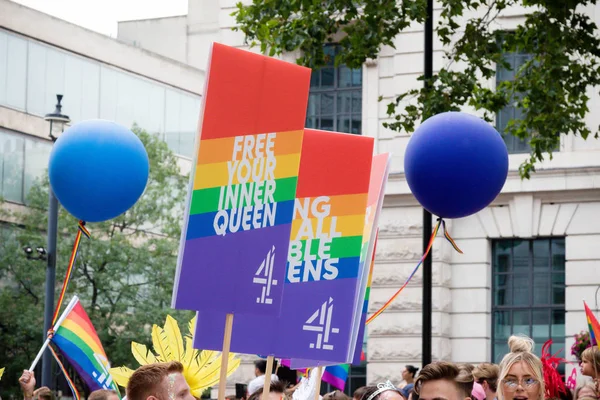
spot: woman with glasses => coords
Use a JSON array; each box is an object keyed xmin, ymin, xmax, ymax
[{"xmin": 498, "ymin": 335, "xmax": 545, "ymax": 400}]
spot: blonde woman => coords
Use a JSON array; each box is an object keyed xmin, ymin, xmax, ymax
[
  {"xmin": 581, "ymin": 346, "xmax": 600, "ymax": 391},
  {"xmin": 497, "ymin": 335, "xmax": 545, "ymax": 400},
  {"xmin": 473, "ymin": 363, "xmax": 500, "ymax": 400}
]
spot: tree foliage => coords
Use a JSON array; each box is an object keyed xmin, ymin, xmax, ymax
[
  {"xmin": 233, "ymin": 0, "xmax": 600, "ymax": 178},
  {"xmin": 0, "ymin": 127, "xmax": 192, "ymax": 397}
]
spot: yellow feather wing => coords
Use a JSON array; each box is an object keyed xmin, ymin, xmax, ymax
[
  {"xmin": 187, "ymin": 354, "xmax": 241, "ymax": 395},
  {"xmin": 152, "ymin": 324, "xmax": 173, "ymax": 362},
  {"xmin": 131, "ymin": 342, "xmax": 158, "ymax": 365},
  {"xmin": 191, "ymin": 353, "xmax": 238, "ymax": 386},
  {"xmin": 183, "ymin": 337, "xmax": 200, "ymax": 370},
  {"xmin": 108, "ymin": 366, "xmax": 135, "ymax": 388},
  {"xmin": 187, "ymin": 350, "xmax": 219, "ymax": 376},
  {"xmin": 163, "ymin": 315, "xmax": 184, "ymax": 361},
  {"xmin": 0, "ymin": 367, "xmax": 4, "ymax": 381}
]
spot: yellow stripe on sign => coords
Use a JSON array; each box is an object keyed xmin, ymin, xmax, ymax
[
  {"xmin": 290, "ymin": 214, "xmax": 366, "ymax": 241},
  {"xmin": 193, "ymin": 153, "xmax": 301, "ymax": 190}
]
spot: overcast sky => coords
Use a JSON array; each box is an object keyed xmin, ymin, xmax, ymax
[{"xmin": 12, "ymin": 0, "xmax": 188, "ymax": 37}]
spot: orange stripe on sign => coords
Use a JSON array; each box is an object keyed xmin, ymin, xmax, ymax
[
  {"xmin": 293, "ymin": 194, "xmax": 368, "ymax": 219},
  {"xmin": 273, "ymin": 130, "xmax": 303, "ymax": 156},
  {"xmin": 197, "ymin": 130, "xmax": 304, "ymax": 165}
]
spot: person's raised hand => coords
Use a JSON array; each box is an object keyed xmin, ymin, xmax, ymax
[{"xmin": 18, "ymin": 370, "xmax": 36, "ymax": 398}]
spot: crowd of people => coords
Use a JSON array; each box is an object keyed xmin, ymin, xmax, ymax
[{"xmin": 11, "ymin": 335, "xmax": 600, "ymax": 400}]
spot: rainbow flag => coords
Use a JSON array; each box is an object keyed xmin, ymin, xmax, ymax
[
  {"xmin": 51, "ymin": 296, "xmax": 120, "ymax": 393},
  {"xmin": 584, "ymin": 301, "xmax": 600, "ymax": 346},
  {"xmin": 280, "ymin": 360, "xmax": 350, "ymax": 391},
  {"xmin": 322, "ymin": 364, "xmax": 350, "ymax": 391}
]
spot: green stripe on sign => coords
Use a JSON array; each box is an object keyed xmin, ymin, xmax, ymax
[
  {"xmin": 303, "ymin": 235, "xmax": 363, "ymax": 259},
  {"xmin": 190, "ymin": 177, "xmax": 298, "ymax": 215}
]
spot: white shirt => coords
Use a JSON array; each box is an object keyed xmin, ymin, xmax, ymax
[{"xmin": 248, "ymin": 374, "xmax": 280, "ymax": 395}]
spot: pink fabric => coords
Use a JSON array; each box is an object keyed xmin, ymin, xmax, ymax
[{"xmin": 472, "ymin": 382, "xmax": 486, "ymax": 400}]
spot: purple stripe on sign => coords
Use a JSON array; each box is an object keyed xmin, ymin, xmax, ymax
[
  {"xmin": 195, "ymin": 311, "xmax": 279, "ymax": 355},
  {"xmin": 290, "ymin": 359, "xmax": 338, "ymax": 369},
  {"xmin": 351, "ymin": 312, "xmax": 367, "ymax": 366},
  {"xmin": 175, "ymin": 223, "xmax": 292, "ymax": 315},
  {"xmin": 273, "ymin": 279, "xmax": 355, "ymax": 362},
  {"xmin": 194, "ymin": 279, "xmax": 358, "ymax": 364}
]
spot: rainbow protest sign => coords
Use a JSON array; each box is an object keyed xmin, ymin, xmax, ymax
[
  {"xmin": 194, "ymin": 128, "xmax": 375, "ymax": 364},
  {"xmin": 172, "ymin": 43, "xmax": 311, "ymax": 315},
  {"xmin": 350, "ymin": 153, "xmax": 390, "ymax": 363},
  {"xmin": 290, "ymin": 153, "xmax": 390, "ymax": 369}
]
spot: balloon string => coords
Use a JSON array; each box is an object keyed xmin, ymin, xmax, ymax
[
  {"xmin": 366, "ymin": 218, "xmax": 462, "ymax": 324},
  {"xmin": 366, "ymin": 220, "xmax": 441, "ymax": 324},
  {"xmin": 441, "ymin": 219, "xmax": 463, "ymax": 254},
  {"xmin": 50, "ymin": 221, "xmax": 90, "ymax": 326}
]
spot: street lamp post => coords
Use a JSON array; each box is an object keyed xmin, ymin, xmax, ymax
[
  {"xmin": 41, "ymin": 94, "xmax": 70, "ymax": 389},
  {"xmin": 422, "ymin": 0, "xmax": 434, "ymax": 368}
]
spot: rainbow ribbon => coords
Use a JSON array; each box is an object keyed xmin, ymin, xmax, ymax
[
  {"xmin": 49, "ymin": 345, "xmax": 81, "ymax": 400},
  {"xmin": 366, "ymin": 218, "xmax": 461, "ymax": 324},
  {"xmin": 50, "ymin": 221, "xmax": 90, "ymax": 326},
  {"xmin": 46, "ymin": 221, "xmax": 89, "ymax": 400}
]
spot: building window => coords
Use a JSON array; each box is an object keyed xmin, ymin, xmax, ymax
[
  {"xmin": 0, "ymin": 128, "xmax": 52, "ymax": 204},
  {"xmin": 492, "ymin": 239, "xmax": 566, "ymax": 368},
  {"xmin": 496, "ymin": 47, "xmax": 532, "ymax": 154},
  {"xmin": 306, "ymin": 46, "xmax": 362, "ymax": 135}
]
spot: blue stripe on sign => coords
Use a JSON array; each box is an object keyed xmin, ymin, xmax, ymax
[
  {"xmin": 284, "ymin": 256, "xmax": 361, "ymax": 283},
  {"xmin": 186, "ymin": 200, "xmax": 294, "ymax": 240}
]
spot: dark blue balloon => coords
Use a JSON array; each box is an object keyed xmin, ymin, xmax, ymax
[
  {"xmin": 404, "ymin": 112, "xmax": 508, "ymax": 219},
  {"xmin": 49, "ymin": 120, "xmax": 149, "ymax": 222}
]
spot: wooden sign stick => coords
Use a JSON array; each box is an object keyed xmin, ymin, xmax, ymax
[
  {"xmin": 218, "ymin": 313, "xmax": 234, "ymax": 400},
  {"xmin": 314, "ymin": 366, "xmax": 323, "ymax": 400},
  {"xmin": 262, "ymin": 356, "xmax": 275, "ymax": 400}
]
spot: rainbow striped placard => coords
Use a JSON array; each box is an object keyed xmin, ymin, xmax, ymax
[
  {"xmin": 51, "ymin": 297, "xmax": 119, "ymax": 393},
  {"xmin": 290, "ymin": 153, "xmax": 389, "ymax": 369},
  {"xmin": 349, "ymin": 154, "xmax": 390, "ymax": 363},
  {"xmin": 172, "ymin": 43, "xmax": 311, "ymax": 316}
]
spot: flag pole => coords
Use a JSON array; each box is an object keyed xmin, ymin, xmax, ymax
[{"xmin": 29, "ymin": 295, "xmax": 80, "ymax": 371}]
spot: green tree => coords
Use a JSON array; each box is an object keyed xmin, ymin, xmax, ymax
[
  {"xmin": 0, "ymin": 127, "xmax": 193, "ymax": 397},
  {"xmin": 233, "ymin": 0, "xmax": 600, "ymax": 178}
]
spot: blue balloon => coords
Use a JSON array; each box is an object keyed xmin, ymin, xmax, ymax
[
  {"xmin": 404, "ymin": 112, "xmax": 508, "ymax": 219},
  {"xmin": 49, "ymin": 120, "xmax": 149, "ymax": 222}
]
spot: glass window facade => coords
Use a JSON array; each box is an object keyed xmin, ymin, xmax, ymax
[
  {"xmin": 0, "ymin": 28, "xmax": 201, "ymax": 158},
  {"xmin": 306, "ymin": 45, "xmax": 363, "ymax": 135},
  {"xmin": 0, "ymin": 127, "xmax": 52, "ymax": 204},
  {"xmin": 492, "ymin": 238, "xmax": 566, "ymax": 370}
]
